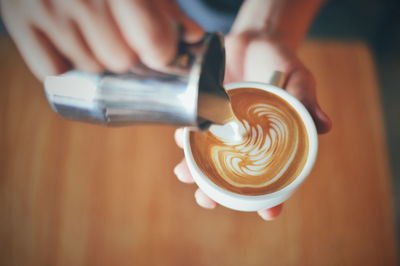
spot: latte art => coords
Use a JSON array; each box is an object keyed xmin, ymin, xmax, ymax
[
  {"xmin": 190, "ymin": 88, "xmax": 309, "ymax": 195},
  {"xmin": 211, "ymin": 103, "xmax": 299, "ymax": 187}
]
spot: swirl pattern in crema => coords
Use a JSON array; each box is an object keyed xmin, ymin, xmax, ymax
[{"xmin": 190, "ymin": 88, "xmax": 309, "ymax": 195}]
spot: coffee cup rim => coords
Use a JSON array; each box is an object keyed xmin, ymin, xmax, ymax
[{"xmin": 183, "ymin": 81, "xmax": 318, "ymax": 203}]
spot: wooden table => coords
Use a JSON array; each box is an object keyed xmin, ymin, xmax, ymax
[{"xmin": 0, "ymin": 37, "xmax": 397, "ymax": 266}]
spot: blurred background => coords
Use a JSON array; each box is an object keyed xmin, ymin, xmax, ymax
[
  {"xmin": 310, "ymin": 0, "xmax": 400, "ymax": 238},
  {"xmin": 0, "ymin": 0, "xmax": 399, "ymax": 264},
  {"xmin": 313, "ymin": 0, "xmax": 400, "ymax": 238}
]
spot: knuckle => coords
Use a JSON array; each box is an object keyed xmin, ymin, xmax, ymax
[
  {"xmin": 131, "ymin": 0, "xmax": 149, "ymax": 5},
  {"xmin": 140, "ymin": 39, "xmax": 176, "ymax": 68},
  {"xmin": 141, "ymin": 23, "xmax": 177, "ymax": 66},
  {"xmin": 74, "ymin": 58, "xmax": 104, "ymax": 73},
  {"xmin": 300, "ymin": 67, "xmax": 316, "ymax": 87},
  {"xmin": 65, "ymin": 0, "xmax": 93, "ymax": 16},
  {"xmin": 105, "ymin": 54, "xmax": 136, "ymax": 73}
]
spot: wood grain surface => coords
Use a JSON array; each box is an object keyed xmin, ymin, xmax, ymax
[{"xmin": 0, "ymin": 37, "xmax": 397, "ymax": 266}]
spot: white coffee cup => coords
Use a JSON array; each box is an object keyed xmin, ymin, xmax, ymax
[{"xmin": 183, "ymin": 81, "xmax": 318, "ymax": 212}]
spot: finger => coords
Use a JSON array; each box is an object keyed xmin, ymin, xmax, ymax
[
  {"xmin": 224, "ymin": 34, "xmax": 251, "ymax": 83},
  {"xmin": 194, "ymin": 189, "xmax": 217, "ymax": 209},
  {"xmin": 285, "ymin": 68, "xmax": 332, "ymax": 134},
  {"xmin": 174, "ymin": 128, "xmax": 184, "ymax": 149},
  {"xmin": 68, "ymin": 1, "xmax": 137, "ymax": 73},
  {"xmin": 257, "ymin": 204, "xmax": 283, "ymax": 221},
  {"xmin": 311, "ymin": 104, "xmax": 332, "ymax": 134},
  {"xmin": 161, "ymin": 0, "xmax": 204, "ymax": 43},
  {"xmin": 173, "ymin": 159, "xmax": 195, "ymax": 184},
  {"xmin": 109, "ymin": 0, "xmax": 178, "ymax": 69},
  {"xmin": 34, "ymin": 15, "xmax": 103, "ymax": 73},
  {"xmin": 7, "ymin": 23, "xmax": 70, "ymax": 80},
  {"xmin": 243, "ymin": 38, "xmax": 293, "ymax": 83}
]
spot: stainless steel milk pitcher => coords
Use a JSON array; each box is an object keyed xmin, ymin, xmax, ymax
[{"xmin": 44, "ymin": 33, "xmax": 233, "ymax": 130}]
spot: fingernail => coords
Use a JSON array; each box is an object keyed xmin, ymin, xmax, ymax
[
  {"xmin": 195, "ymin": 192, "xmax": 216, "ymax": 209},
  {"xmin": 173, "ymin": 164, "xmax": 185, "ymax": 182},
  {"xmin": 315, "ymin": 107, "xmax": 332, "ymax": 133},
  {"xmin": 174, "ymin": 128, "xmax": 184, "ymax": 148},
  {"xmin": 196, "ymin": 197, "xmax": 216, "ymax": 209},
  {"xmin": 316, "ymin": 107, "xmax": 327, "ymax": 120},
  {"xmin": 258, "ymin": 211, "xmax": 275, "ymax": 221}
]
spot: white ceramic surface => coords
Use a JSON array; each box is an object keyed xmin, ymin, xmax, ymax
[{"xmin": 183, "ymin": 82, "xmax": 318, "ymax": 211}]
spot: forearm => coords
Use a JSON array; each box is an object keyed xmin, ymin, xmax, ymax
[{"xmin": 231, "ymin": 0, "xmax": 325, "ymax": 50}]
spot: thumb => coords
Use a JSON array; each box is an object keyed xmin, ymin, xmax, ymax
[
  {"xmin": 285, "ymin": 68, "xmax": 332, "ymax": 134},
  {"xmin": 162, "ymin": 1, "xmax": 204, "ymax": 43}
]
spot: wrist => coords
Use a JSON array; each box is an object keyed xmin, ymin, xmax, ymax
[{"xmin": 231, "ymin": 0, "xmax": 324, "ymax": 51}]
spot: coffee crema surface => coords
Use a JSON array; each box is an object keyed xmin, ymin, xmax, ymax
[{"xmin": 190, "ymin": 88, "xmax": 309, "ymax": 195}]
